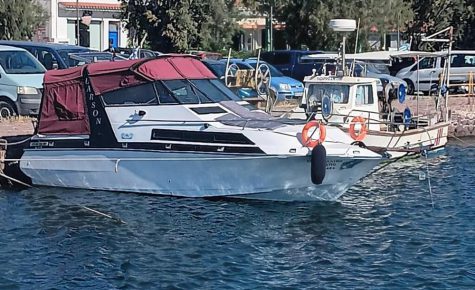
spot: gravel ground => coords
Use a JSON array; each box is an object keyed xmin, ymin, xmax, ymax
[{"xmin": 0, "ymin": 118, "xmax": 35, "ymax": 138}]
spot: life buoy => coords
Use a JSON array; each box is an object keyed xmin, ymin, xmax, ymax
[
  {"xmin": 301, "ymin": 121, "xmax": 326, "ymax": 148},
  {"xmin": 349, "ymin": 116, "xmax": 367, "ymax": 141}
]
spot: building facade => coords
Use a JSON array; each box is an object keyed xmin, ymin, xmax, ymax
[{"xmin": 36, "ymin": 0, "xmax": 128, "ymax": 51}]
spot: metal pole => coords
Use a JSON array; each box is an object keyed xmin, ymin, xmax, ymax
[
  {"xmin": 342, "ymin": 35, "xmax": 346, "ymax": 75},
  {"xmin": 416, "ymin": 55, "xmax": 419, "ymax": 117},
  {"xmin": 446, "ymin": 26, "xmax": 453, "ymax": 122},
  {"xmin": 397, "ymin": 12, "xmax": 400, "ymax": 50},
  {"xmin": 76, "ymin": 0, "xmax": 80, "ymax": 45},
  {"xmin": 270, "ymin": 5, "xmax": 273, "ymax": 51}
]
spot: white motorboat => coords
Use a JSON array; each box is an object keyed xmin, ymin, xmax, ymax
[
  {"xmin": 9, "ymin": 56, "xmax": 382, "ymax": 201},
  {"xmin": 296, "ymin": 74, "xmax": 449, "ymax": 158}
]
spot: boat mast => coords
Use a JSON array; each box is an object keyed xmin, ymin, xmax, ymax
[{"xmin": 421, "ymin": 26, "xmax": 453, "ymax": 122}]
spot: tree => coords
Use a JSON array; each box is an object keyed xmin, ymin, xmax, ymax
[
  {"xmin": 121, "ymin": 0, "xmax": 238, "ymax": 52},
  {"xmin": 242, "ymin": 0, "xmax": 413, "ymax": 51},
  {"xmin": 408, "ymin": 0, "xmax": 474, "ymax": 50},
  {"xmin": 0, "ymin": 0, "xmax": 47, "ymax": 40}
]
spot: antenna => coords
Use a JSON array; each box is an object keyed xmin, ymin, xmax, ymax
[{"xmin": 329, "ymin": 19, "xmax": 356, "ymax": 76}]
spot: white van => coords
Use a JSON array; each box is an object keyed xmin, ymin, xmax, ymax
[
  {"xmin": 0, "ymin": 45, "xmax": 45, "ymax": 117},
  {"xmin": 396, "ymin": 50, "xmax": 475, "ymax": 94}
]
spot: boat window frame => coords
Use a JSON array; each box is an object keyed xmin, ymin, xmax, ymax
[
  {"xmin": 306, "ymin": 83, "xmax": 350, "ymax": 105},
  {"xmin": 100, "ymin": 81, "xmax": 160, "ymax": 107},
  {"xmin": 354, "ymin": 84, "xmax": 374, "ymax": 105},
  {"xmin": 100, "ymin": 78, "xmax": 241, "ymax": 107}
]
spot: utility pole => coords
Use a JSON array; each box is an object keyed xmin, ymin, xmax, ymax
[
  {"xmin": 269, "ymin": 4, "xmax": 273, "ymax": 51},
  {"xmin": 76, "ymin": 0, "xmax": 80, "ymax": 45}
]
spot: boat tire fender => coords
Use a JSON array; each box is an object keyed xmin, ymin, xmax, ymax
[
  {"xmin": 349, "ymin": 116, "xmax": 367, "ymax": 141},
  {"xmin": 302, "ymin": 121, "xmax": 326, "ymax": 148},
  {"xmin": 311, "ymin": 144, "xmax": 326, "ymax": 185}
]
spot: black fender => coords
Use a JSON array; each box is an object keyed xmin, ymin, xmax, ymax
[{"xmin": 311, "ymin": 144, "xmax": 326, "ymax": 185}]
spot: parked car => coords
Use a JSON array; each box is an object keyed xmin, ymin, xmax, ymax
[
  {"xmin": 0, "ymin": 45, "xmax": 45, "ymax": 117},
  {"xmin": 104, "ymin": 47, "xmax": 160, "ymax": 59},
  {"xmin": 396, "ymin": 50, "xmax": 475, "ymax": 94},
  {"xmin": 260, "ymin": 50, "xmax": 324, "ymax": 81},
  {"xmin": 202, "ymin": 59, "xmax": 259, "ymax": 99},
  {"xmin": 244, "ymin": 59, "xmax": 304, "ymax": 100},
  {"xmin": 353, "ymin": 62, "xmax": 407, "ymax": 96},
  {"xmin": 0, "ymin": 40, "xmax": 91, "ymax": 70}
]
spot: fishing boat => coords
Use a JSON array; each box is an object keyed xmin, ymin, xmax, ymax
[
  {"xmin": 298, "ymin": 73, "xmax": 449, "ymax": 158},
  {"xmin": 2, "ymin": 55, "xmax": 382, "ymax": 201}
]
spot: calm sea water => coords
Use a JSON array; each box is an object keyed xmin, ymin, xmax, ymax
[{"xmin": 0, "ymin": 142, "xmax": 474, "ymax": 289}]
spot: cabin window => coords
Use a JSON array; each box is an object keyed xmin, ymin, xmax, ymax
[
  {"xmin": 102, "ymin": 83, "xmax": 158, "ymax": 106},
  {"xmin": 307, "ymin": 84, "xmax": 349, "ymax": 104},
  {"xmin": 355, "ymin": 85, "xmax": 374, "ymax": 105},
  {"xmin": 154, "ymin": 81, "xmax": 178, "ymax": 104}
]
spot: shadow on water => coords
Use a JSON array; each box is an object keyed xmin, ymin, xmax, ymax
[{"xmin": 0, "ymin": 143, "xmax": 473, "ymax": 288}]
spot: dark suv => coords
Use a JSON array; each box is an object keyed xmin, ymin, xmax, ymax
[
  {"xmin": 260, "ymin": 50, "xmax": 323, "ymax": 81},
  {"xmin": 0, "ymin": 40, "xmax": 91, "ymax": 70}
]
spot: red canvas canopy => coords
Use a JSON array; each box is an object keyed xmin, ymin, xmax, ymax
[
  {"xmin": 38, "ymin": 66, "xmax": 90, "ymax": 135},
  {"xmin": 87, "ymin": 55, "xmax": 216, "ymax": 95},
  {"xmin": 37, "ymin": 55, "xmax": 216, "ymax": 135}
]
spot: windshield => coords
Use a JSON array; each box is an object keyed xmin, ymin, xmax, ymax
[
  {"xmin": 58, "ymin": 49, "xmax": 91, "ymax": 68},
  {"xmin": 0, "ymin": 51, "xmax": 45, "ymax": 74},
  {"xmin": 207, "ymin": 63, "xmax": 226, "ymax": 77},
  {"xmin": 248, "ymin": 62, "xmax": 284, "ymax": 77},
  {"xmin": 307, "ymin": 84, "xmax": 350, "ymax": 104},
  {"xmin": 161, "ymin": 79, "xmax": 240, "ymax": 104}
]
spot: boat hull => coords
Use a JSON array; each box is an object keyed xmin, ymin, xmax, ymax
[{"xmin": 19, "ymin": 149, "xmax": 381, "ymax": 201}]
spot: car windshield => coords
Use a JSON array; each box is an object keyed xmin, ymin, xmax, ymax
[
  {"xmin": 58, "ymin": 49, "xmax": 91, "ymax": 68},
  {"xmin": 0, "ymin": 51, "xmax": 45, "ymax": 74},
  {"xmin": 207, "ymin": 63, "xmax": 226, "ymax": 77},
  {"xmin": 307, "ymin": 84, "xmax": 350, "ymax": 104},
  {"xmin": 248, "ymin": 62, "xmax": 283, "ymax": 77}
]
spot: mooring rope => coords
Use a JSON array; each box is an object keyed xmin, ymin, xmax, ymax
[
  {"xmin": 79, "ymin": 205, "xmax": 126, "ymax": 224},
  {"xmin": 423, "ymin": 150, "xmax": 435, "ymax": 208}
]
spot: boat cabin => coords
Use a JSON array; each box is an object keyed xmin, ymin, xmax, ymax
[{"xmin": 302, "ymin": 75, "xmax": 383, "ymax": 131}]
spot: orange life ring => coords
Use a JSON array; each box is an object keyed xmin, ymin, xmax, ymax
[
  {"xmin": 301, "ymin": 121, "xmax": 326, "ymax": 148},
  {"xmin": 349, "ymin": 116, "xmax": 367, "ymax": 141}
]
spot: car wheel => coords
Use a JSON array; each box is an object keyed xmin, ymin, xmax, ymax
[
  {"xmin": 0, "ymin": 101, "xmax": 17, "ymax": 118},
  {"xmin": 405, "ymin": 79, "xmax": 415, "ymax": 95}
]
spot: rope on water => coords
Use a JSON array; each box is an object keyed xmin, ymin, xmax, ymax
[
  {"xmin": 423, "ymin": 150, "xmax": 435, "ymax": 208},
  {"xmin": 78, "ymin": 205, "xmax": 126, "ymax": 224},
  {"xmin": 0, "ymin": 171, "xmax": 31, "ymax": 188}
]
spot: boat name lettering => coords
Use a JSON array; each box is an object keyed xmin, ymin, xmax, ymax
[
  {"xmin": 326, "ymin": 160, "xmax": 337, "ymax": 170},
  {"xmin": 30, "ymin": 141, "xmax": 54, "ymax": 147},
  {"xmin": 84, "ymin": 78, "xmax": 102, "ymax": 126},
  {"xmin": 316, "ymin": 76, "xmax": 337, "ymax": 81}
]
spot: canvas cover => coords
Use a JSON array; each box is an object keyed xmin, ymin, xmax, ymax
[
  {"xmin": 38, "ymin": 66, "xmax": 90, "ymax": 134},
  {"xmin": 87, "ymin": 56, "xmax": 216, "ymax": 95},
  {"xmin": 37, "ymin": 55, "xmax": 217, "ymax": 135}
]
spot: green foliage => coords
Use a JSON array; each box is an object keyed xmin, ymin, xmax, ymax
[
  {"xmin": 122, "ymin": 0, "xmax": 475, "ymax": 52},
  {"xmin": 0, "ymin": 0, "xmax": 47, "ymax": 40},
  {"xmin": 121, "ymin": 0, "xmax": 238, "ymax": 52},
  {"xmin": 242, "ymin": 0, "xmax": 413, "ymax": 51},
  {"xmin": 409, "ymin": 0, "xmax": 474, "ymax": 50}
]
